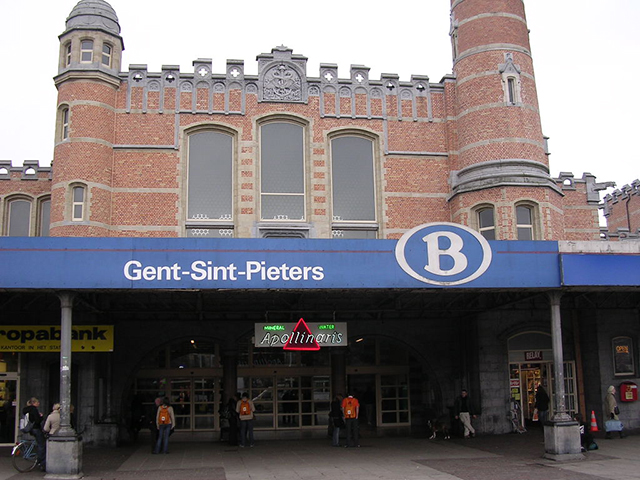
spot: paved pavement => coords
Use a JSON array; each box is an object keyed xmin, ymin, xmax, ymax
[{"xmin": 1, "ymin": 428, "xmax": 639, "ymax": 480}]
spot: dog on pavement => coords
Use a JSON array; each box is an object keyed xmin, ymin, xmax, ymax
[{"xmin": 428, "ymin": 416, "xmax": 451, "ymax": 440}]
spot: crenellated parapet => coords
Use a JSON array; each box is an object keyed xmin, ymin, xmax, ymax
[
  {"xmin": 0, "ymin": 160, "xmax": 52, "ymax": 181},
  {"xmin": 602, "ymin": 179, "xmax": 640, "ymax": 213},
  {"xmin": 554, "ymin": 172, "xmax": 615, "ymax": 204},
  {"xmin": 122, "ymin": 46, "xmax": 438, "ymax": 121}
]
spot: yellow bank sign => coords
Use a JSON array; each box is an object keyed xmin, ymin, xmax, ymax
[{"xmin": 0, "ymin": 326, "xmax": 114, "ymax": 352}]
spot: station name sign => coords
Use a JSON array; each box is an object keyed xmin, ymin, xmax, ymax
[
  {"xmin": 255, "ymin": 320, "xmax": 347, "ymax": 349},
  {"xmin": 0, "ymin": 326, "xmax": 114, "ymax": 352}
]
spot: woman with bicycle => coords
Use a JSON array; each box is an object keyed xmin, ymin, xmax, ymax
[{"xmin": 22, "ymin": 397, "xmax": 46, "ymax": 471}]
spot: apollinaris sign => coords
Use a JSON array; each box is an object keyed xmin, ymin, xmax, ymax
[
  {"xmin": 254, "ymin": 320, "xmax": 347, "ymax": 349},
  {"xmin": 0, "ymin": 326, "xmax": 114, "ymax": 352}
]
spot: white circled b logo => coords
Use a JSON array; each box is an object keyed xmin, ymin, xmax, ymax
[{"xmin": 395, "ymin": 223, "xmax": 492, "ymax": 286}]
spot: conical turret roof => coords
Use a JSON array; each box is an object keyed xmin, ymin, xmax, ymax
[{"xmin": 64, "ymin": 0, "xmax": 120, "ymax": 36}]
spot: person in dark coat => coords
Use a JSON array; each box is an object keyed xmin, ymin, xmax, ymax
[
  {"xmin": 453, "ymin": 389, "xmax": 477, "ymax": 438},
  {"xmin": 534, "ymin": 384, "xmax": 550, "ymax": 424},
  {"xmin": 22, "ymin": 397, "xmax": 46, "ymax": 471}
]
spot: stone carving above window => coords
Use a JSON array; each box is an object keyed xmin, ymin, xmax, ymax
[{"xmin": 263, "ymin": 63, "xmax": 302, "ymax": 102}]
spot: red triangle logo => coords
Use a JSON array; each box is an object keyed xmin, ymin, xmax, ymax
[{"xmin": 283, "ymin": 318, "xmax": 321, "ymax": 351}]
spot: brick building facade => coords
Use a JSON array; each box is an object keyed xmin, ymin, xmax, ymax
[
  {"xmin": 0, "ymin": 0, "xmax": 614, "ymax": 242},
  {"xmin": 1, "ymin": 0, "xmax": 639, "ymax": 452}
]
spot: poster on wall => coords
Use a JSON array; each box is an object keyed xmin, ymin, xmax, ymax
[{"xmin": 612, "ymin": 336, "xmax": 635, "ymax": 376}]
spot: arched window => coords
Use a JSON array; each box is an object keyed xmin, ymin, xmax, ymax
[
  {"xmin": 72, "ymin": 185, "xmax": 86, "ymax": 221},
  {"xmin": 260, "ymin": 121, "xmax": 305, "ymax": 221},
  {"xmin": 516, "ymin": 205, "xmax": 534, "ymax": 240},
  {"xmin": 330, "ymin": 134, "xmax": 377, "ymax": 239},
  {"xmin": 7, "ymin": 199, "xmax": 32, "ymax": 236},
  {"xmin": 38, "ymin": 198, "xmax": 51, "ymax": 237},
  {"xmin": 477, "ymin": 206, "xmax": 495, "ymax": 240},
  {"xmin": 186, "ymin": 130, "xmax": 234, "ymax": 237},
  {"xmin": 80, "ymin": 40, "xmax": 93, "ymax": 63},
  {"xmin": 101, "ymin": 44, "xmax": 112, "ymax": 67}
]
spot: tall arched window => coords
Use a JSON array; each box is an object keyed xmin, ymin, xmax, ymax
[
  {"xmin": 260, "ymin": 122, "xmax": 305, "ymax": 221},
  {"xmin": 7, "ymin": 199, "xmax": 32, "ymax": 236},
  {"xmin": 61, "ymin": 107, "xmax": 70, "ymax": 140},
  {"xmin": 186, "ymin": 130, "xmax": 234, "ymax": 237},
  {"xmin": 330, "ymin": 135, "xmax": 377, "ymax": 239}
]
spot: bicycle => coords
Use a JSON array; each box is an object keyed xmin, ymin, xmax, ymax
[{"xmin": 11, "ymin": 438, "xmax": 39, "ymax": 472}]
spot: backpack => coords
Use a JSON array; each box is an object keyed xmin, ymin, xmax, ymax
[
  {"xmin": 240, "ymin": 400, "xmax": 251, "ymax": 416},
  {"xmin": 158, "ymin": 405, "xmax": 171, "ymax": 425},
  {"xmin": 19, "ymin": 413, "xmax": 34, "ymax": 433},
  {"xmin": 344, "ymin": 398, "xmax": 357, "ymax": 419}
]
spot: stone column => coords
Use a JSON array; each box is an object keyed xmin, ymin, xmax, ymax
[
  {"xmin": 45, "ymin": 292, "xmax": 83, "ymax": 479},
  {"xmin": 331, "ymin": 350, "xmax": 347, "ymax": 397},
  {"xmin": 543, "ymin": 292, "xmax": 583, "ymax": 461},
  {"xmin": 222, "ymin": 349, "xmax": 238, "ymax": 403}
]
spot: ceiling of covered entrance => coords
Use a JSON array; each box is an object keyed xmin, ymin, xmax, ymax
[{"xmin": 1, "ymin": 288, "xmax": 639, "ymax": 324}]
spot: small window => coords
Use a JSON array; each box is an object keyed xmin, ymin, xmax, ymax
[
  {"xmin": 478, "ymin": 207, "xmax": 495, "ymax": 240},
  {"xmin": 72, "ymin": 186, "xmax": 86, "ymax": 221},
  {"xmin": 39, "ymin": 199, "xmax": 51, "ymax": 237},
  {"xmin": 507, "ymin": 77, "xmax": 516, "ymax": 105},
  {"xmin": 80, "ymin": 40, "xmax": 93, "ymax": 63},
  {"xmin": 102, "ymin": 44, "xmax": 112, "ymax": 67},
  {"xmin": 8, "ymin": 199, "xmax": 32, "ymax": 236},
  {"xmin": 61, "ymin": 108, "xmax": 69, "ymax": 140},
  {"xmin": 516, "ymin": 205, "xmax": 533, "ymax": 240},
  {"xmin": 65, "ymin": 42, "xmax": 72, "ymax": 67}
]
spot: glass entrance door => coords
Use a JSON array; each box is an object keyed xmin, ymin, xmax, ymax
[
  {"xmin": 0, "ymin": 375, "xmax": 18, "ymax": 445},
  {"xmin": 135, "ymin": 376, "xmax": 220, "ymax": 432}
]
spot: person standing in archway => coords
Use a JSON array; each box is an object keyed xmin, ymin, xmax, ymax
[{"xmin": 454, "ymin": 389, "xmax": 477, "ymax": 438}]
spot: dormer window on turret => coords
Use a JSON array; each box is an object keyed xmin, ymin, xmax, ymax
[
  {"xmin": 102, "ymin": 44, "xmax": 112, "ymax": 67},
  {"xmin": 81, "ymin": 40, "xmax": 93, "ymax": 63}
]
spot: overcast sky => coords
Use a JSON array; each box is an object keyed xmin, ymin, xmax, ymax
[{"xmin": 1, "ymin": 0, "xmax": 638, "ymax": 195}]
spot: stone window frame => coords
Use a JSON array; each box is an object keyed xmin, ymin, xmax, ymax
[
  {"xmin": 328, "ymin": 129, "xmax": 380, "ymax": 239},
  {"xmin": 80, "ymin": 39, "xmax": 94, "ymax": 63},
  {"xmin": 514, "ymin": 202, "xmax": 538, "ymax": 240},
  {"xmin": 3, "ymin": 195, "xmax": 34, "ymax": 236},
  {"xmin": 472, "ymin": 204, "xmax": 496, "ymax": 240},
  {"xmin": 258, "ymin": 115, "xmax": 308, "ymax": 223},
  {"xmin": 183, "ymin": 124, "xmax": 237, "ymax": 238}
]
